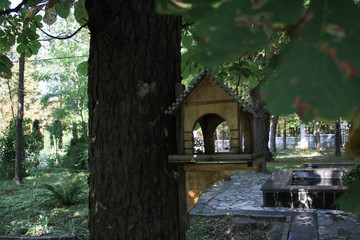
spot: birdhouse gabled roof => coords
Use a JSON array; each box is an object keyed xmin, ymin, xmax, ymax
[{"xmin": 165, "ymin": 69, "xmax": 256, "ymax": 115}]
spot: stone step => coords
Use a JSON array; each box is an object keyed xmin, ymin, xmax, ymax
[{"xmin": 287, "ymin": 212, "xmax": 318, "ymax": 240}]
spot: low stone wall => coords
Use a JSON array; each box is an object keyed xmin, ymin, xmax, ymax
[{"xmin": 270, "ymin": 134, "xmax": 340, "ymax": 149}]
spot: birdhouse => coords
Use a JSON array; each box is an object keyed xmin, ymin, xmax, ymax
[
  {"xmin": 166, "ymin": 70, "xmax": 265, "ymax": 214},
  {"xmin": 166, "ymin": 69, "xmax": 257, "ymax": 156}
]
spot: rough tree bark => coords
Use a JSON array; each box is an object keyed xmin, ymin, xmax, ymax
[
  {"xmin": 335, "ymin": 120, "xmax": 341, "ymax": 156},
  {"xmin": 269, "ymin": 115, "xmax": 279, "ymax": 153},
  {"xmin": 86, "ymin": 1, "xmax": 182, "ymax": 239},
  {"xmin": 250, "ymin": 86, "xmax": 270, "ymax": 173},
  {"xmin": 14, "ymin": 51, "xmax": 25, "ymax": 185}
]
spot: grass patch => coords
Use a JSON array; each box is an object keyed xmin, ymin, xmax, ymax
[
  {"xmin": 275, "ymin": 148, "xmax": 334, "ymax": 156},
  {"xmin": 0, "ymin": 168, "xmax": 88, "ymax": 239},
  {"xmin": 267, "ymin": 148, "xmax": 356, "ymax": 173}
]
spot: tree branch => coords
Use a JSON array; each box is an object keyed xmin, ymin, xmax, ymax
[
  {"xmin": 35, "ymin": 22, "xmax": 88, "ymax": 40},
  {"xmin": 0, "ymin": 0, "xmax": 28, "ymax": 16},
  {"xmin": 182, "ymin": 22, "xmax": 194, "ymax": 29}
]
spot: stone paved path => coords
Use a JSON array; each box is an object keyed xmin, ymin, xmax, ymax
[{"xmin": 190, "ymin": 171, "xmax": 360, "ymax": 240}]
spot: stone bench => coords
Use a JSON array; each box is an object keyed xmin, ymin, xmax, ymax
[{"xmin": 303, "ymin": 163, "xmax": 357, "ymax": 168}]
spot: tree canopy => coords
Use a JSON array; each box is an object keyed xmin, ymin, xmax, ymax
[{"xmin": 156, "ymin": 0, "xmax": 360, "ymax": 122}]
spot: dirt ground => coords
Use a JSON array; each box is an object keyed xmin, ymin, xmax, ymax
[{"xmin": 187, "ymin": 215, "xmax": 285, "ymax": 240}]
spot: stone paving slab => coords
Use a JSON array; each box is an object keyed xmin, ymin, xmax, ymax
[{"xmin": 190, "ymin": 171, "xmax": 360, "ymax": 240}]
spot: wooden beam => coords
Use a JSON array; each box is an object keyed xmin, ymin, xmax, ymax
[
  {"xmin": 183, "ymin": 163, "xmax": 258, "ymax": 171},
  {"xmin": 168, "ymin": 153, "xmax": 263, "ymax": 163},
  {"xmin": 184, "ymin": 100, "xmax": 235, "ymax": 106}
]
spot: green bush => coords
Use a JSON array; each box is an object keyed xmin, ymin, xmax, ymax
[
  {"xmin": 63, "ymin": 138, "xmax": 88, "ymax": 170},
  {"xmin": 63, "ymin": 122, "xmax": 88, "ymax": 170},
  {"xmin": 0, "ymin": 119, "xmax": 44, "ymax": 179},
  {"xmin": 40, "ymin": 175, "xmax": 87, "ymax": 206},
  {"xmin": 342, "ymin": 164, "xmax": 360, "ymax": 186}
]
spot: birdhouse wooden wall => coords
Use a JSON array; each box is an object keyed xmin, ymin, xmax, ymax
[{"xmin": 180, "ymin": 75, "xmax": 254, "ymax": 154}]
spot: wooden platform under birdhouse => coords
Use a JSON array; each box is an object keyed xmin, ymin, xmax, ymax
[{"xmin": 170, "ymin": 153, "xmax": 264, "ymax": 213}]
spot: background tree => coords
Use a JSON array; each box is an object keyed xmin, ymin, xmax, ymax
[
  {"xmin": 14, "ymin": 50, "xmax": 25, "ymax": 184},
  {"xmin": 47, "ymin": 119, "xmax": 63, "ymax": 163},
  {"xmin": 35, "ymin": 12, "xmax": 89, "ymax": 136},
  {"xmin": 0, "ymin": 118, "xmax": 42, "ymax": 179},
  {"xmin": 250, "ymin": 85, "xmax": 271, "ymax": 173},
  {"xmin": 283, "ymin": 117, "xmax": 287, "ymax": 149},
  {"xmin": 335, "ymin": 120, "xmax": 342, "ymax": 156},
  {"xmin": 314, "ymin": 120, "xmax": 321, "ymax": 149},
  {"xmin": 270, "ymin": 115, "xmax": 279, "ymax": 153},
  {"xmin": 28, "ymin": 119, "xmax": 44, "ymax": 166}
]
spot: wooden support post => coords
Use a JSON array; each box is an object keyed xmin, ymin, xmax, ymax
[{"xmin": 177, "ymin": 165, "xmax": 188, "ymax": 240}]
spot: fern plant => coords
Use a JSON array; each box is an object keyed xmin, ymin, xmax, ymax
[{"xmin": 41, "ymin": 175, "xmax": 87, "ymax": 206}]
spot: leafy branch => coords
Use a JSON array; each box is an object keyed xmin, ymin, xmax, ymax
[{"xmin": 0, "ymin": 0, "xmax": 27, "ymax": 16}]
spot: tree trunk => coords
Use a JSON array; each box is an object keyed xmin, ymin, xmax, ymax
[
  {"xmin": 86, "ymin": 1, "xmax": 182, "ymax": 239},
  {"xmin": 270, "ymin": 115, "xmax": 279, "ymax": 153},
  {"xmin": 15, "ymin": 51, "xmax": 25, "ymax": 185},
  {"xmin": 0, "ymin": 93, "xmax": 6, "ymax": 133},
  {"xmin": 283, "ymin": 118, "xmax": 286, "ymax": 149},
  {"xmin": 250, "ymin": 86, "xmax": 270, "ymax": 173},
  {"xmin": 314, "ymin": 120, "xmax": 320, "ymax": 150},
  {"xmin": 80, "ymin": 110, "xmax": 87, "ymax": 141},
  {"xmin": 335, "ymin": 120, "xmax": 341, "ymax": 156},
  {"xmin": 6, "ymin": 78, "xmax": 16, "ymax": 122}
]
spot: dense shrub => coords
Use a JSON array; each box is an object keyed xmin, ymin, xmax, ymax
[
  {"xmin": 63, "ymin": 138, "xmax": 88, "ymax": 170},
  {"xmin": 63, "ymin": 122, "xmax": 88, "ymax": 170},
  {"xmin": 0, "ymin": 119, "xmax": 44, "ymax": 179},
  {"xmin": 342, "ymin": 164, "xmax": 360, "ymax": 186}
]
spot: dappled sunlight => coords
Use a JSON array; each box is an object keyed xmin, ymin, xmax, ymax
[
  {"xmin": 0, "ymin": 168, "xmax": 89, "ymax": 238},
  {"xmin": 188, "ymin": 190, "xmax": 196, "ymax": 198},
  {"xmin": 188, "ymin": 190, "xmax": 200, "ymax": 205}
]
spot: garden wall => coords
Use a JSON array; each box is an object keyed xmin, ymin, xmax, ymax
[{"xmin": 271, "ymin": 134, "xmax": 338, "ymax": 149}]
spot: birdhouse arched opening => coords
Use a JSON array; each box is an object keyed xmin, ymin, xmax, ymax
[{"xmin": 192, "ymin": 114, "xmax": 232, "ymax": 154}]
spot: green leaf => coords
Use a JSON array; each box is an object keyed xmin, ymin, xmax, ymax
[
  {"xmin": 0, "ymin": 55, "xmax": 13, "ymax": 68},
  {"xmin": 0, "ymin": 0, "xmax": 10, "ymax": 10},
  {"xmin": 31, "ymin": 39, "xmax": 41, "ymax": 49},
  {"xmin": 259, "ymin": 0, "xmax": 304, "ymax": 27},
  {"xmin": 74, "ymin": 0, "xmax": 88, "ymax": 25},
  {"xmin": 76, "ymin": 61, "xmax": 88, "ymax": 76},
  {"xmin": 28, "ymin": 43, "xmax": 39, "ymax": 55},
  {"xmin": 55, "ymin": 0, "xmax": 72, "ymax": 19},
  {"xmin": 8, "ymin": 34, "xmax": 15, "ymax": 46},
  {"xmin": 189, "ymin": 1, "xmax": 303, "ymax": 67},
  {"xmin": 248, "ymin": 75, "xmax": 258, "ymax": 88},
  {"xmin": 337, "ymin": 180, "xmax": 360, "ymax": 222},
  {"xmin": 0, "ymin": 58, "xmax": 12, "ymax": 79},
  {"xmin": 16, "ymin": 43, "xmax": 27, "ymax": 54},
  {"xmin": 25, "ymin": 48, "xmax": 32, "ymax": 58},
  {"xmin": 262, "ymin": 0, "xmax": 360, "ymax": 121},
  {"xmin": 17, "ymin": 34, "xmax": 24, "ymax": 44},
  {"xmin": 182, "ymin": 32, "xmax": 193, "ymax": 49}
]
